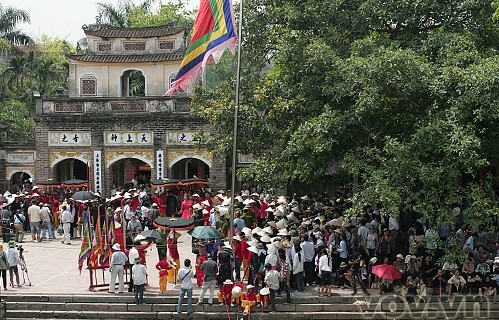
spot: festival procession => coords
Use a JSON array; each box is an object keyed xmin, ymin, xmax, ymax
[{"xmin": 0, "ymin": 179, "xmax": 498, "ymax": 317}]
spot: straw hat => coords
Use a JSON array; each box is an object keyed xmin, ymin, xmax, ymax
[
  {"xmin": 276, "ymin": 219, "xmax": 288, "ymax": 230},
  {"xmin": 267, "ymin": 221, "xmax": 277, "ymax": 228},
  {"xmin": 260, "ymin": 235, "xmax": 271, "ymax": 243},
  {"xmin": 241, "ymin": 227, "xmax": 252, "ymax": 236},
  {"xmin": 247, "ymin": 246, "xmax": 259, "ymax": 254},
  {"xmin": 252, "ymin": 227, "xmax": 262, "ymax": 235},
  {"xmin": 277, "ymin": 229, "xmax": 289, "ymax": 236},
  {"xmin": 263, "ymin": 226, "xmax": 273, "ymax": 235},
  {"xmin": 247, "ymin": 239, "xmax": 258, "ymax": 247}
]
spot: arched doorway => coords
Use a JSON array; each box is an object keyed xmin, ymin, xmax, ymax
[
  {"xmin": 10, "ymin": 172, "xmax": 32, "ymax": 190},
  {"xmin": 55, "ymin": 159, "xmax": 88, "ymax": 181},
  {"xmin": 121, "ymin": 69, "xmax": 145, "ymax": 97},
  {"xmin": 171, "ymin": 158, "xmax": 210, "ymax": 180},
  {"xmin": 110, "ymin": 158, "xmax": 151, "ymax": 188}
]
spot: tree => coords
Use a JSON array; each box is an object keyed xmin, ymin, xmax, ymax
[
  {"xmin": 0, "ymin": 4, "xmax": 32, "ymax": 46},
  {"xmin": 190, "ymin": 0, "xmax": 499, "ymax": 227},
  {"xmin": 0, "ymin": 99, "xmax": 35, "ymax": 142},
  {"xmin": 96, "ymin": 0, "xmax": 193, "ymax": 28}
]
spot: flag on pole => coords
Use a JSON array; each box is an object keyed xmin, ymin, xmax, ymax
[
  {"xmin": 78, "ymin": 209, "xmax": 92, "ymax": 273},
  {"xmin": 166, "ymin": 0, "xmax": 237, "ymax": 95},
  {"xmin": 99, "ymin": 211, "xmax": 111, "ymax": 266},
  {"xmin": 89, "ymin": 208, "xmax": 102, "ymax": 268}
]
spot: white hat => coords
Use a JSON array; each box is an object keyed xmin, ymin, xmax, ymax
[
  {"xmin": 251, "ymin": 227, "xmax": 262, "ymax": 234},
  {"xmin": 134, "ymin": 234, "xmax": 146, "ymax": 242},
  {"xmin": 277, "ymin": 196, "xmax": 287, "ymax": 204},
  {"xmin": 494, "ymin": 257, "xmax": 499, "ymax": 264},
  {"xmin": 260, "ymin": 235, "xmax": 271, "ymax": 243},
  {"xmin": 123, "ymin": 192, "xmax": 131, "ymax": 199},
  {"xmin": 223, "ymin": 279, "xmax": 233, "ymax": 285},
  {"xmin": 265, "ymin": 207, "xmax": 274, "ymax": 213},
  {"xmin": 260, "ymin": 287, "xmax": 270, "ymax": 295},
  {"xmin": 247, "ymin": 239, "xmax": 258, "ymax": 247},
  {"xmin": 191, "ymin": 193, "xmax": 200, "ymax": 198},
  {"xmin": 291, "ymin": 206, "xmax": 301, "ymax": 213},
  {"xmin": 247, "ymin": 246, "xmax": 259, "ymax": 254},
  {"xmin": 241, "ymin": 227, "xmax": 252, "ymax": 236},
  {"xmin": 243, "ymin": 199, "xmax": 255, "ymax": 205},
  {"xmin": 263, "ymin": 226, "xmax": 273, "ymax": 235},
  {"xmin": 246, "ymin": 284, "xmax": 255, "ymax": 289},
  {"xmin": 31, "ymin": 186, "xmax": 39, "ymax": 190},
  {"xmin": 233, "ymin": 235, "xmax": 242, "ymax": 242},
  {"xmin": 369, "ymin": 257, "xmax": 378, "ymax": 264},
  {"xmin": 286, "ymin": 213, "xmax": 298, "ymax": 223},
  {"xmin": 257, "ymin": 230, "xmax": 267, "ymax": 238},
  {"xmin": 396, "ymin": 254, "xmax": 404, "ymax": 260},
  {"xmin": 94, "ymin": 192, "xmax": 101, "ymax": 197},
  {"xmin": 221, "ymin": 198, "xmax": 232, "ymax": 206},
  {"xmin": 276, "ymin": 219, "xmax": 288, "ymax": 230},
  {"xmin": 277, "ymin": 229, "xmax": 289, "ymax": 236},
  {"xmin": 201, "ymin": 200, "xmax": 210, "ymax": 207},
  {"xmin": 250, "ymin": 192, "xmax": 259, "ymax": 197},
  {"xmin": 301, "ymin": 195, "xmax": 311, "ymax": 201},
  {"xmin": 32, "ymin": 193, "xmax": 41, "ymax": 197},
  {"xmin": 236, "ymin": 196, "xmax": 244, "ymax": 203},
  {"xmin": 112, "ymin": 243, "xmax": 121, "ymax": 251},
  {"xmin": 267, "ymin": 221, "xmax": 277, "ymax": 228},
  {"xmin": 114, "ymin": 207, "xmax": 122, "ymax": 213}
]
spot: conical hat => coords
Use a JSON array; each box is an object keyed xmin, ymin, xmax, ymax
[
  {"xmin": 260, "ymin": 235, "xmax": 271, "ymax": 243},
  {"xmin": 276, "ymin": 219, "xmax": 288, "ymax": 230},
  {"xmin": 241, "ymin": 227, "xmax": 252, "ymax": 236},
  {"xmin": 291, "ymin": 206, "xmax": 301, "ymax": 213},
  {"xmin": 251, "ymin": 227, "xmax": 262, "ymax": 235},
  {"xmin": 286, "ymin": 213, "xmax": 298, "ymax": 223},
  {"xmin": 263, "ymin": 226, "xmax": 273, "ymax": 235},
  {"xmin": 247, "ymin": 239, "xmax": 258, "ymax": 247},
  {"xmin": 267, "ymin": 221, "xmax": 277, "ymax": 228},
  {"xmin": 247, "ymin": 246, "xmax": 259, "ymax": 254},
  {"xmin": 277, "ymin": 229, "xmax": 289, "ymax": 236}
]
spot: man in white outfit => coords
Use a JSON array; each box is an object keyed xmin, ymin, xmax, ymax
[
  {"xmin": 60, "ymin": 205, "xmax": 72, "ymax": 245},
  {"xmin": 109, "ymin": 243, "xmax": 127, "ymax": 293}
]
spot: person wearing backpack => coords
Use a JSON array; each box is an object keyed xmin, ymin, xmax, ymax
[{"xmin": 277, "ymin": 252, "xmax": 291, "ymax": 303}]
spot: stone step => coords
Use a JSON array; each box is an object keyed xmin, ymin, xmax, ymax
[{"xmin": 6, "ymin": 310, "xmax": 499, "ymax": 320}]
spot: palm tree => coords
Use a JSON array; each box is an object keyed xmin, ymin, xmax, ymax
[
  {"xmin": 97, "ymin": 0, "xmax": 156, "ymax": 27},
  {"xmin": 0, "ymin": 4, "xmax": 32, "ymax": 46}
]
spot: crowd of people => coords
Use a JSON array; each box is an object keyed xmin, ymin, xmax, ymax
[{"xmin": 1, "ymin": 184, "xmax": 499, "ymax": 313}]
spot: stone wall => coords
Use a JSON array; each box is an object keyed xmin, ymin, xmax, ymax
[{"xmin": 34, "ymin": 111, "xmax": 226, "ymax": 195}]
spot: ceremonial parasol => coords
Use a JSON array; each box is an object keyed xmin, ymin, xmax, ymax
[
  {"xmin": 139, "ymin": 229, "xmax": 163, "ymax": 239},
  {"xmin": 188, "ymin": 226, "xmax": 222, "ymax": 239},
  {"xmin": 61, "ymin": 179, "xmax": 88, "ymax": 188},
  {"xmin": 372, "ymin": 264, "xmax": 402, "ymax": 280},
  {"xmin": 153, "ymin": 217, "xmax": 193, "ymax": 231},
  {"xmin": 70, "ymin": 191, "xmax": 97, "ymax": 202}
]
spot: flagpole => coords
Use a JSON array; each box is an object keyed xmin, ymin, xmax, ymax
[{"xmin": 229, "ymin": 0, "xmax": 244, "ymax": 250}]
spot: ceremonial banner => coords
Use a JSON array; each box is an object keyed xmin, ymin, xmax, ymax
[{"xmin": 166, "ymin": 0, "xmax": 237, "ymax": 94}]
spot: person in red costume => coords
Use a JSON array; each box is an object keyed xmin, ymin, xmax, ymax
[
  {"xmin": 195, "ymin": 244, "xmax": 208, "ymax": 287},
  {"xmin": 241, "ymin": 284, "xmax": 257, "ymax": 318},
  {"xmin": 155, "ymin": 256, "xmax": 175, "ymax": 294},
  {"xmin": 167, "ymin": 230, "xmax": 181, "ymax": 281},
  {"xmin": 218, "ymin": 279, "xmax": 234, "ymax": 306},
  {"xmin": 179, "ymin": 194, "xmax": 194, "ymax": 219}
]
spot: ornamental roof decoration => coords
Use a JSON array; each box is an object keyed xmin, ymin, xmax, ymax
[
  {"xmin": 66, "ymin": 51, "xmax": 184, "ymax": 63},
  {"xmin": 82, "ymin": 23, "xmax": 187, "ymax": 39}
]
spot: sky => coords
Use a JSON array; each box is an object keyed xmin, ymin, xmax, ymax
[{"xmin": 1, "ymin": 0, "xmax": 196, "ymax": 45}]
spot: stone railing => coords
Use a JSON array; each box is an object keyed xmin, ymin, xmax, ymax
[{"xmin": 38, "ymin": 96, "xmax": 191, "ymax": 115}]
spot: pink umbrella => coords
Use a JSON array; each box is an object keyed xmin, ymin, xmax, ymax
[{"xmin": 372, "ymin": 264, "xmax": 402, "ymax": 280}]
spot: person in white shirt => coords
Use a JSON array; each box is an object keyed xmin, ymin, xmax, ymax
[
  {"xmin": 318, "ymin": 249, "xmax": 332, "ymax": 297},
  {"xmin": 60, "ymin": 205, "xmax": 72, "ymax": 245},
  {"xmin": 447, "ymin": 270, "xmax": 466, "ymax": 295},
  {"xmin": 264, "ymin": 263, "xmax": 280, "ymax": 312},
  {"xmin": 27, "ymin": 200, "xmax": 42, "ymax": 242},
  {"xmin": 108, "ymin": 243, "xmax": 127, "ymax": 294},
  {"xmin": 300, "ymin": 234, "xmax": 316, "ymax": 286},
  {"xmin": 132, "ymin": 256, "xmax": 147, "ymax": 305},
  {"xmin": 177, "ymin": 259, "xmax": 195, "ymax": 315},
  {"xmin": 293, "ymin": 247, "xmax": 305, "ymax": 292}
]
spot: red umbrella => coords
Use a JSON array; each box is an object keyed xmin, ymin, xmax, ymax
[{"xmin": 371, "ymin": 264, "xmax": 402, "ymax": 280}]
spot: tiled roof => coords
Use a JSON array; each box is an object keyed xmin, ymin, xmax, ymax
[
  {"xmin": 67, "ymin": 52, "xmax": 184, "ymax": 63},
  {"xmin": 83, "ymin": 24, "xmax": 186, "ymax": 38}
]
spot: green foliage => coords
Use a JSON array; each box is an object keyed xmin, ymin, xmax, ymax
[
  {"xmin": 190, "ymin": 0, "xmax": 499, "ymax": 226},
  {"xmin": 0, "ymin": 99, "xmax": 35, "ymax": 142},
  {"xmin": 96, "ymin": 0, "xmax": 194, "ymax": 28},
  {"xmin": 0, "ymin": 4, "xmax": 32, "ymax": 46}
]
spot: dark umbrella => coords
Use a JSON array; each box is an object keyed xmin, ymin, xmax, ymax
[
  {"xmin": 153, "ymin": 217, "xmax": 193, "ymax": 230},
  {"xmin": 70, "ymin": 191, "xmax": 97, "ymax": 202},
  {"xmin": 188, "ymin": 226, "xmax": 222, "ymax": 239},
  {"xmin": 139, "ymin": 229, "xmax": 163, "ymax": 239}
]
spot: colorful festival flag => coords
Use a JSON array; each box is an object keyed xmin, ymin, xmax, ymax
[
  {"xmin": 89, "ymin": 208, "xmax": 101, "ymax": 268},
  {"xmin": 78, "ymin": 209, "xmax": 93, "ymax": 273},
  {"xmin": 166, "ymin": 0, "xmax": 237, "ymax": 95},
  {"xmin": 99, "ymin": 211, "xmax": 112, "ymax": 266}
]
